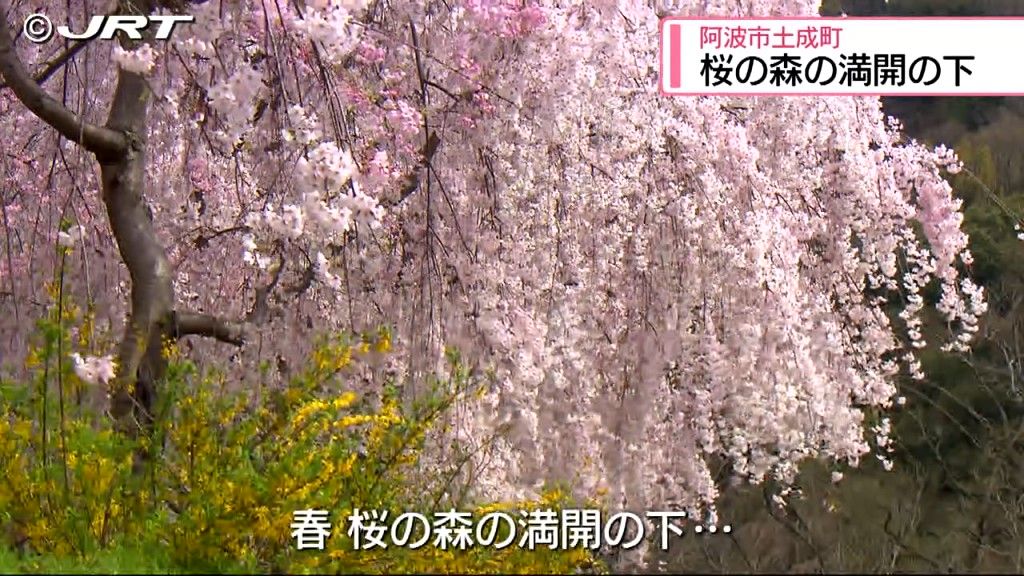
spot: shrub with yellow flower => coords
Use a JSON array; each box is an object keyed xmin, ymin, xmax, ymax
[{"xmin": 0, "ymin": 294, "xmax": 602, "ymax": 574}]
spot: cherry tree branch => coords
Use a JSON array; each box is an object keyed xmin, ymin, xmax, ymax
[
  {"xmin": 392, "ymin": 130, "xmax": 440, "ymax": 207},
  {"xmin": 0, "ymin": 38, "xmax": 92, "ymax": 89},
  {"xmin": 0, "ymin": 2, "xmax": 126, "ymax": 157},
  {"xmin": 173, "ymin": 311, "xmax": 247, "ymax": 346}
]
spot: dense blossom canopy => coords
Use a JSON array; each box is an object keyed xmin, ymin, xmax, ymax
[{"xmin": 0, "ymin": 0, "xmax": 984, "ymax": 541}]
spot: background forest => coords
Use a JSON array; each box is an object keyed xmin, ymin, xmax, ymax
[{"xmin": 657, "ymin": 0, "xmax": 1024, "ymax": 572}]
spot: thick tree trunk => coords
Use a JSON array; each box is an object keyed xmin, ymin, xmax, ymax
[
  {"xmin": 1, "ymin": 1, "xmax": 246, "ymax": 465},
  {"xmin": 94, "ymin": 15, "xmax": 175, "ymax": 447},
  {"xmin": 1, "ymin": 0, "xmax": 170, "ymax": 450},
  {"xmin": 100, "ymin": 153, "xmax": 175, "ymax": 440}
]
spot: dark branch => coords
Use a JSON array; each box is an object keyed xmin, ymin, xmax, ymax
[
  {"xmin": 33, "ymin": 40, "xmax": 91, "ymax": 85},
  {"xmin": 0, "ymin": 38, "xmax": 92, "ymax": 90},
  {"xmin": 393, "ymin": 18, "xmax": 441, "ymax": 208},
  {"xmin": 246, "ymin": 245, "xmax": 286, "ymax": 325},
  {"xmin": 286, "ymin": 259, "xmax": 317, "ymax": 296},
  {"xmin": 392, "ymin": 130, "xmax": 440, "ymax": 207},
  {"xmin": 0, "ymin": 3, "xmax": 126, "ymax": 157},
  {"xmin": 174, "ymin": 311, "xmax": 247, "ymax": 346}
]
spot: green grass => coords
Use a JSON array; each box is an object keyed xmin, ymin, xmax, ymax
[{"xmin": 0, "ymin": 541, "xmax": 178, "ymax": 574}]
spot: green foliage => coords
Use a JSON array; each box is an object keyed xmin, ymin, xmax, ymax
[{"xmin": 0, "ymin": 292, "xmax": 603, "ymax": 574}]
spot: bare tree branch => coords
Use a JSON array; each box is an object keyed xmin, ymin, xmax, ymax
[
  {"xmin": 173, "ymin": 311, "xmax": 247, "ymax": 346},
  {"xmin": 0, "ymin": 38, "xmax": 92, "ymax": 90},
  {"xmin": 392, "ymin": 130, "xmax": 440, "ymax": 207},
  {"xmin": 0, "ymin": 2, "xmax": 126, "ymax": 157}
]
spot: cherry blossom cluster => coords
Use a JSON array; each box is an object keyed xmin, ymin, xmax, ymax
[
  {"xmin": 111, "ymin": 44, "xmax": 158, "ymax": 75},
  {"xmin": 206, "ymin": 65, "xmax": 265, "ymax": 145},
  {"xmin": 171, "ymin": 0, "xmax": 230, "ymax": 58},
  {"xmin": 70, "ymin": 353, "xmax": 117, "ymax": 386},
  {"xmin": 462, "ymin": 0, "xmax": 548, "ymax": 38},
  {"xmin": 288, "ymin": 0, "xmax": 367, "ymax": 64}
]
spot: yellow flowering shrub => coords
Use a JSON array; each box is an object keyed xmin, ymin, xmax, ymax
[{"xmin": 0, "ymin": 294, "xmax": 604, "ymax": 574}]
